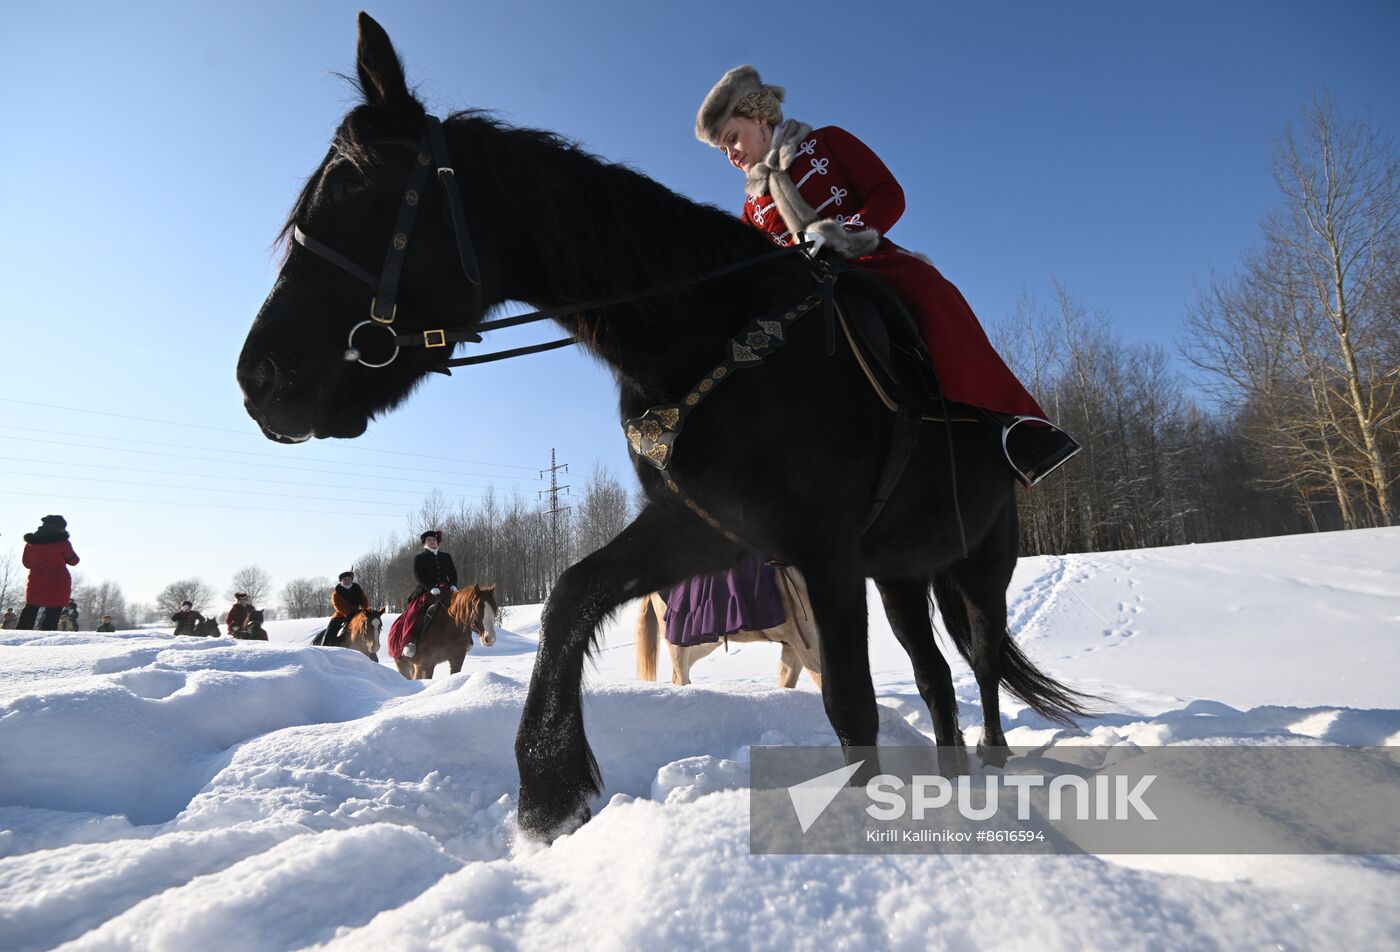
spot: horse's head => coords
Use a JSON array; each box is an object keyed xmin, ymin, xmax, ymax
[
  {"xmin": 352, "ymin": 606, "xmax": 386, "ymax": 653},
  {"xmin": 237, "ymin": 13, "xmax": 488, "ymax": 442},
  {"xmin": 449, "ymin": 584, "xmax": 499, "ymax": 646}
]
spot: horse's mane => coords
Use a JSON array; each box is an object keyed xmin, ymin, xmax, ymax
[
  {"xmin": 347, "ymin": 609, "xmax": 380, "ymax": 638},
  {"xmin": 448, "ymin": 585, "xmax": 496, "ymax": 629},
  {"xmin": 276, "ymin": 105, "xmax": 775, "ymax": 335}
]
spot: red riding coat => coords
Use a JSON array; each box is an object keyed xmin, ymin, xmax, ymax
[
  {"xmin": 23, "ymin": 540, "xmax": 80, "ymax": 607},
  {"xmin": 741, "ymin": 125, "xmax": 1045, "ymax": 419}
]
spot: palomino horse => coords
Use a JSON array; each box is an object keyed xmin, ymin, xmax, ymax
[
  {"xmin": 237, "ymin": 15, "xmax": 1093, "ymax": 840},
  {"xmin": 230, "ymin": 608, "xmax": 269, "ymax": 641},
  {"xmin": 394, "ymin": 585, "xmax": 499, "ymax": 680},
  {"xmin": 636, "ymin": 568, "xmax": 822, "ymax": 689},
  {"xmin": 336, "ymin": 607, "xmax": 385, "ymax": 662}
]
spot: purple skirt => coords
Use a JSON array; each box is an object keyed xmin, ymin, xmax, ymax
[{"xmin": 662, "ymin": 556, "xmax": 786, "ymax": 647}]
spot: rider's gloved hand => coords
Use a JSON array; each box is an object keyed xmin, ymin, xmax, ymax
[
  {"xmin": 450, "ymin": 585, "xmax": 458, "ymax": 593},
  {"xmin": 430, "ymin": 587, "xmax": 441, "ymax": 596}
]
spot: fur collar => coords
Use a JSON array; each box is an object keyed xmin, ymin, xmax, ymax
[{"xmin": 744, "ymin": 119, "xmax": 814, "ymax": 198}]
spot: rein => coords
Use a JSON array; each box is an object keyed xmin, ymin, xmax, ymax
[{"xmin": 292, "ymin": 113, "xmax": 818, "ymax": 373}]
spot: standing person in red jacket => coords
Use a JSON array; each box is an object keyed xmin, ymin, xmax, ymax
[
  {"xmin": 17, "ymin": 515, "xmax": 80, "ymax": 631},
  {"xmin": 695, "ymin": 66, "xmax": 1080, "ymax": 486}
]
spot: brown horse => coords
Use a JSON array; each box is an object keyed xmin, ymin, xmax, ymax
[
  {"xmin": 395, "ymin": 585, "xmax": 499, "ymax": 680},
  {"xmin": 230, "ymin": 608, "xmax": 269, "ymax": 641},
  {"xmin": 338, "ymin": 607, "xmax": 385, "ymax": 662},
  {"xmin": 636, "ymin": 567, "xmax": 822, "ymax": 689}
]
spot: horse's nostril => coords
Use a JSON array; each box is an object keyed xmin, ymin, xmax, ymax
[{"xmin": 241, "ymin": 357, "xmax": 279, "ymax": 407}]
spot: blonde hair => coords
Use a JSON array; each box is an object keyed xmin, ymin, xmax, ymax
[{"xmin": 733, "ymin": 88, "xmax": 784, "ymax": 126}]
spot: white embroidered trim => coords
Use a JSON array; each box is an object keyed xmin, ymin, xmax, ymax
[
  {"xmin": 794, "ymin": 156, "xmax": 829, "ymax": 190},
  {"xmin": 813, "ymin": 186, "xmax": 848, "ymax": 215}
]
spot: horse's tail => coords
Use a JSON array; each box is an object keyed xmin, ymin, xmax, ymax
[
  {"xmin": 930, "ymin": 575, "xmax": 1096, "ymax": 725},
  {"xmin": 636, "ymin": 594, "xmax": 659, "ymax": 681}
]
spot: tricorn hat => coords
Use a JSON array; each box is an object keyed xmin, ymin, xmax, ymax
[
  {"xmin": 695, "ymin": 64, "xmax": 784, "ymax": 146},
  {"xmin": 420, "ymin": 530, "xmax": 443, "ymax": 543}
]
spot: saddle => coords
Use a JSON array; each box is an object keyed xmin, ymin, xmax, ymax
[
  {"xmin": 820, "ymin": 257, "xmax": 982, "ymax": 538},
  {"xmin": 829, "ymin": 264, "xmax": 963, "ymax": 421}
]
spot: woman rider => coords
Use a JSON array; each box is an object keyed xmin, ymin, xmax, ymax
[{"xmin": 696, "ymin": 65, "xmax": 1079, "ymax": 486}]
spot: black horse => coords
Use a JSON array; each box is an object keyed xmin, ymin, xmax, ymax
[{"xmin": 237, "ymin": 14, "xmax": 1091, "ymax": 842}]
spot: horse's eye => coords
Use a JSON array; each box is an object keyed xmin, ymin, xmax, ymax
[{"xmin": 330, "ymin": 179, "xmax": 369, "ymax": 202}]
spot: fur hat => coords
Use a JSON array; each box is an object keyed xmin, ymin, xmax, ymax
[
  {"xmin": 695, "ymin": 65, "xmax": 785, "ymax": 146},
  {"xmin": 24, "ymin": 514, "xmax": 70, "ymax": 545},
  {"xmin": 234, "ymin": 592, "xmax": 248, "ymax": 599},
  {"xmin": 180, "ymin": 600, "xmax": 193, "ymax": 608},
  {"xmin": 338, "ymin": 571, "xmax": 355, "ymax": 581},
  {"xmin": 421, "ymin": 530, "xmax": 442, "ymax": 543}
]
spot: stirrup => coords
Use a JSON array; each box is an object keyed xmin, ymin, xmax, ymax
[{"xmin": 1002, "ymin": 415, "xmax": 1081, "ymax": 488}]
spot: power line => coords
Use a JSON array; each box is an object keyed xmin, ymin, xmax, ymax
[
  {"xmin": 0, "ymin": 469, "xmax": 497, "ymax": 508},
  {"xmin": 0, "ymin": 397, "xmax": 541, "ymax": 471},
  {"xmin": 0, "ymin": 434, "xmax": 540, "ymax": 488},
  {"xmin": 0, "ymin": 489, "xmax": 410, "ymax": 519},
  {"xmin": 1, "ymin": 455, "xmax": 526, "ymax": 497},
  {"xmin": 0, "ymin": 423, "xmax": 544, "ymax": 482}
]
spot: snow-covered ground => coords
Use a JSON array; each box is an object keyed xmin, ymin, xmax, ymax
[{"xmin": 2, "ymin": 528, "xmax": 1398, "ymax": 950}]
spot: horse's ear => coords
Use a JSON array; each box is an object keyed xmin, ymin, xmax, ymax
[{"xmin": 356, "ymin": 12, "xmax": 409, "ymax": 107}]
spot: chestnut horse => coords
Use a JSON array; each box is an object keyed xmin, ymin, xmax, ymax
[
  {"xmin": 394, "ymin": 585, "xmax": 499, "ymax": 680},
  {"xmin": 636, "ymin": 567, "xmax": 822, "ymax": 689},
  {"xmin": 333, "ymin": 607, "xmax": 385, "ymax": 662}
]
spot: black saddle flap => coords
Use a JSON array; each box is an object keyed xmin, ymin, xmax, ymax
[{"xmin": 832, "ymin": 268, "xmax": 946, "ymax": 417}]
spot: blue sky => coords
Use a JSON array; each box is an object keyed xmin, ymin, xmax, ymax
[{"xmin": 1, "ymin": 0, "xmax": 1397, "ymax": 607}]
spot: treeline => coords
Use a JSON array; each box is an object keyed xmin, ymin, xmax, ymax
[
  {"xmin": 347, "ymin": 463, "xmax": 635, "ymax": 609},
  {"xmin": 997, "ymin": 91, "xmax": 1396, "ymax": 554}
]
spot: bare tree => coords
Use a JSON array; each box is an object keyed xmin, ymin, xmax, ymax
[
  {"xmin": 227, "ymin": 566, "xmax": 272, "ymax": 605},
  {"xmin": 1266, "ymin": 90, "xmax": 1399, "ymax": 524},
  {"xmin": 0, "ymin": 550, "xmax": 20, "ymax": 614},
  {"xmin": 572, "ymin": 463, "xmax": 633, "ymax": 559},
  {"xmin": 281, "ymin": 577, "xmax": 333, "ymax": 619},
  {"xmin": 156, "ymin": 578, "xmax": 215, "ymax": 615},
  {"xmin": 78, "ymin": 579, "xmax": 131, "ymax": 630}
]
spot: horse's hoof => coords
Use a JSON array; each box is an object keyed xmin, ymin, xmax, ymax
[
  {"xmin": 517, "ymin": 791, "xmax": 592, "ymax": 843},
  {"xmin": 976, "ymin": 743, "xmax": 1012, "ymax": 769}
]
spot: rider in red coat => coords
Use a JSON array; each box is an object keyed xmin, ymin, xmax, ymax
[
  {"xmin": 696, "ymin": 66, "xmax": 1080, "ymax": 486},
  {"xmin": 18, "ymin": 515, "xmax": 80, "ymax": 631}
]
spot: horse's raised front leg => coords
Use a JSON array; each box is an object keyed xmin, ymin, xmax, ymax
[{"xmin": 516, "ymin": 503, "xmax": 737, "ymax": 842}]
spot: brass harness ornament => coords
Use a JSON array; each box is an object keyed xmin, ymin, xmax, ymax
[{"xmin": 623, "ymin": 288, "xmax": 825, "ymax": 557}]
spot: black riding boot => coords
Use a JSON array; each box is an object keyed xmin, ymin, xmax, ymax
[
  {"xmin": 1003, "ymin": 417, "xmax": 1082, "ymax": 487},
  {"xmin": 17, "ymin": 604, "xmax": 40, "ymax": 631}
]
